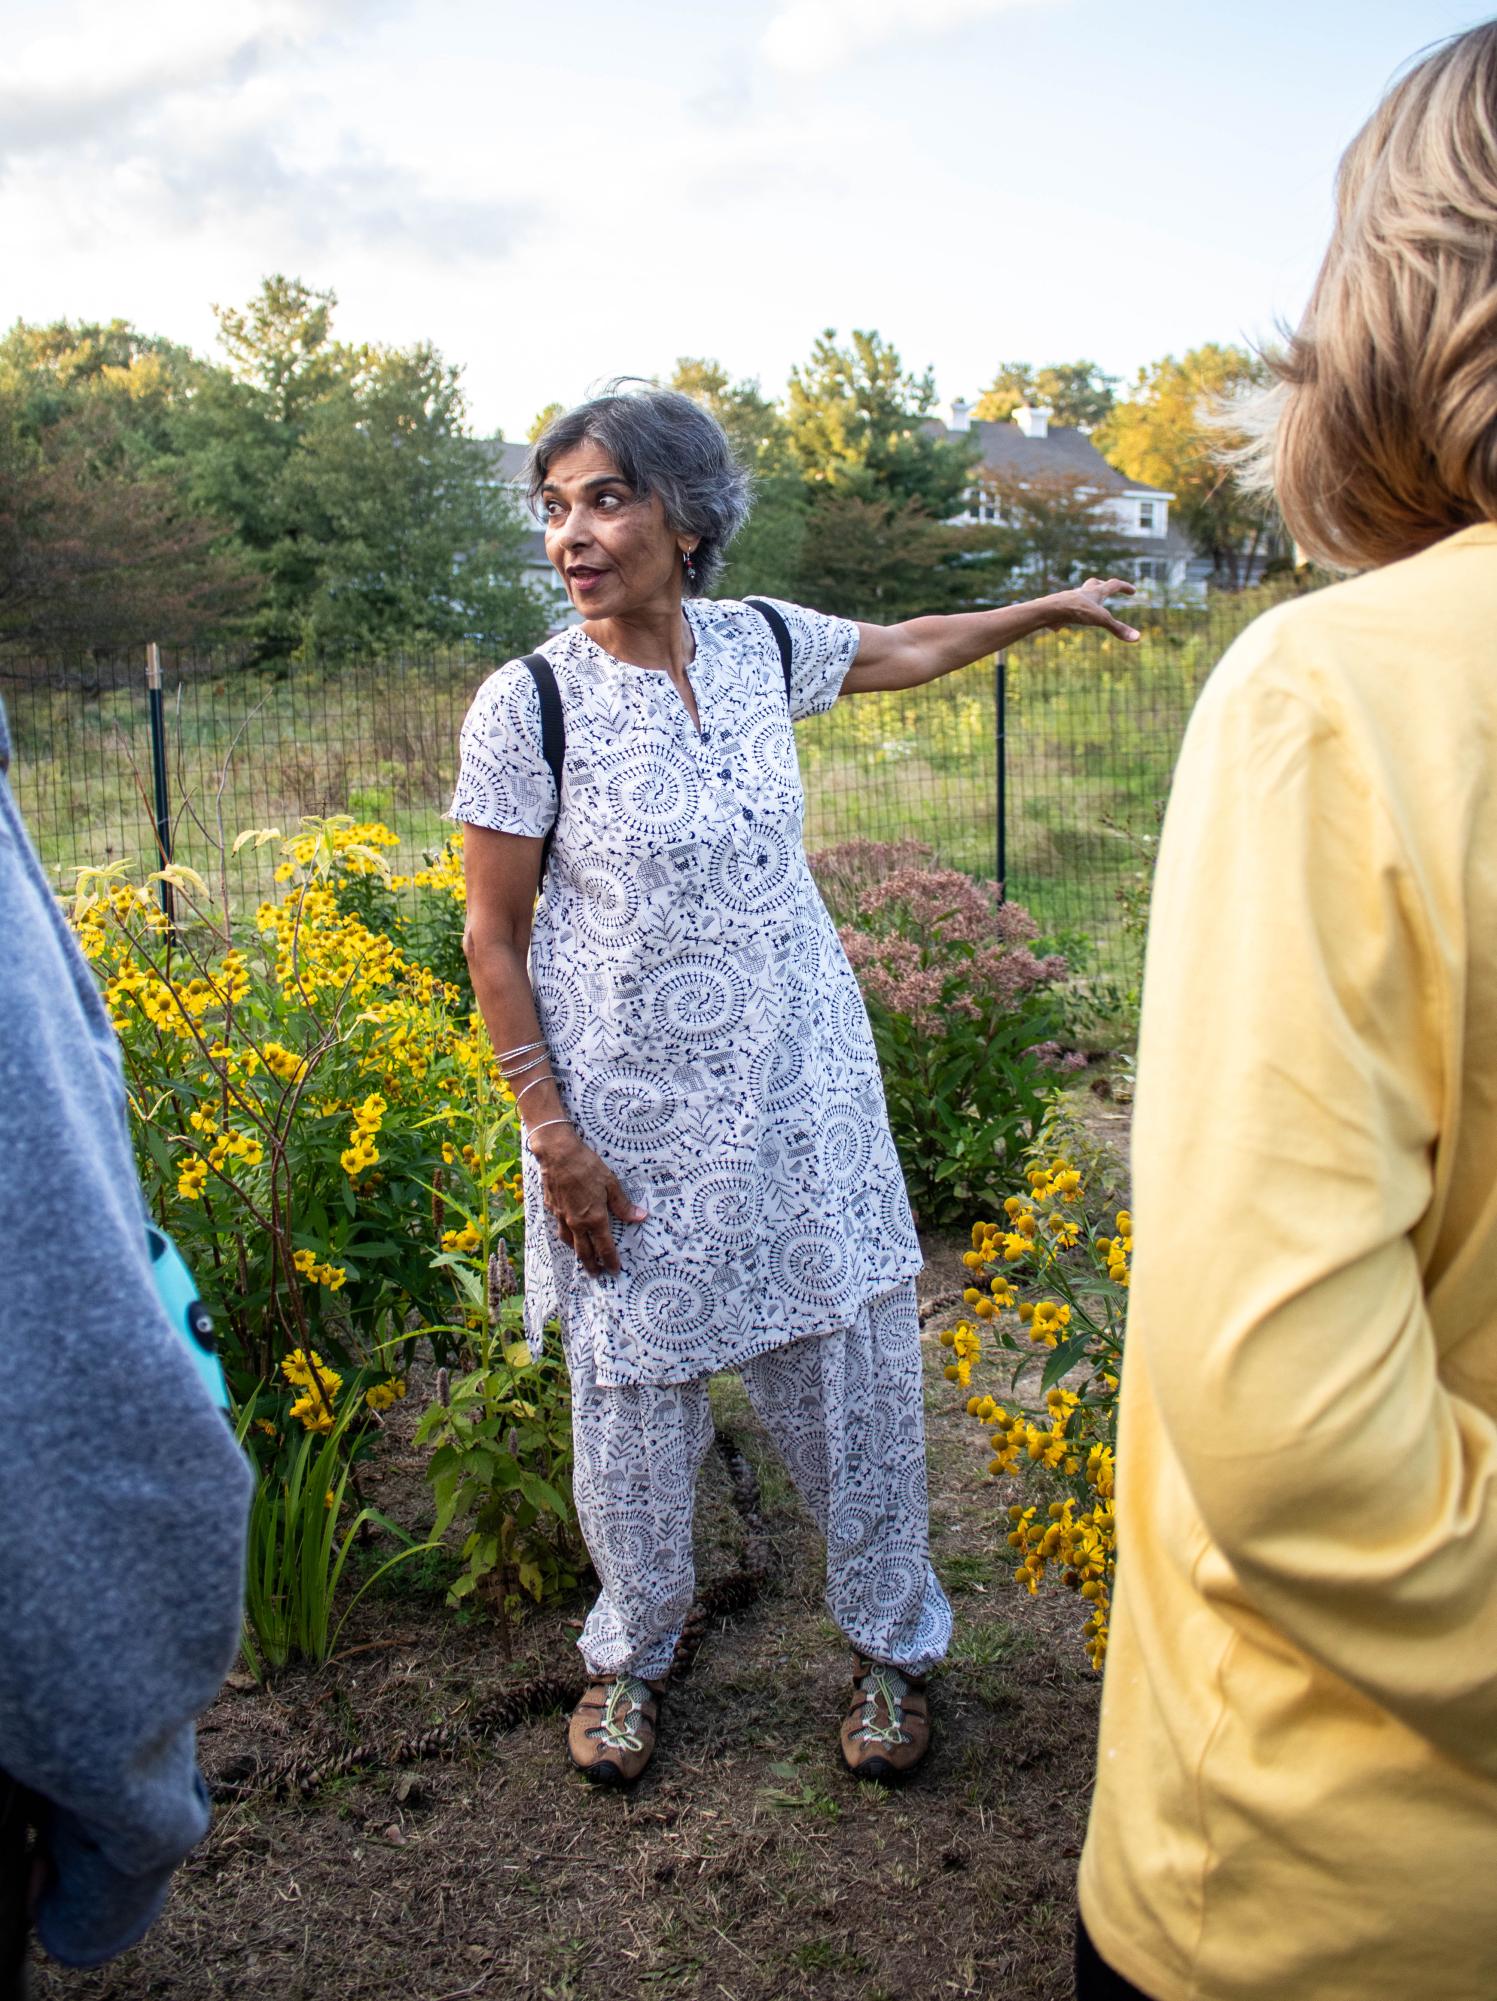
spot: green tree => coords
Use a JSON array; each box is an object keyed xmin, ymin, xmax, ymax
[
  {"xmin": 796, "ymin": 493, "xmax": 1014, "ymax": 622},
  {"xmin": 1096, "ymin": 345, "xmax": 1279, "ymax": 586},
  {"xmin": 669, "ymin": 356, "xmax": 806, "ymax": 600},
  {"xmin": 0, "ymin": 317, "xmax": 203, "ymax": 464},
  {"xmin": 213, "ymin": 276, "xmax": 342, "ymax": 429},
  {"xmin": 179, "ymin": 276, "xmax": 544, "ymax": 658},
  {"xmin": 985, "ymin": 472, "xmax": 1132, "ymax": 595},
  {"xmin": 527, "ymin": 401, "xmax": 564, "ymax": 442},
  {"xmin": 0, "ymin": 405, "xmax": 255, "ymax": 658},
  {"xmin": 0, "ymin": 321, "xmax": 255, "ymax": 656},
  {"xmin": 785, "ymin": 329, "xmax": 975, "ymax": 518},
  {"xmin": 283, "ymin": 350, "xmax": 542, "ymax": 656},
  {"xmin": 782, "ymin": 330, "xmax": 983, "ymax": 616},
  {"xmin": 973, "ymin": 359, "xmax": 1117, "ymax": 431}
]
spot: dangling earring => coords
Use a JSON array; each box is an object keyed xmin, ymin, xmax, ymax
[{"xmin": 683, "ymin": 547, "xmax": 697, "ymax": 584}]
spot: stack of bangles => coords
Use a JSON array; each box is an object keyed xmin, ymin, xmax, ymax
[{"xmin": 495, "ymin": 1038, "xmax": 570, "ymax": 1155}]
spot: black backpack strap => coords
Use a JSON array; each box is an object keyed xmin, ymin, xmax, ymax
[
  {"xmin": 745, "ymin": 598, "xmax": 794, "ymax": 710},
  {"xmin": 521, "ymin": 653, "xmax": 564, "ymax": 879}
]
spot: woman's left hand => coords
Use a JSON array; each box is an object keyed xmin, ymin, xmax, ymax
[{"xmin": 1039, "ymin": 577, "xmax": 1141, "ymax": 642}]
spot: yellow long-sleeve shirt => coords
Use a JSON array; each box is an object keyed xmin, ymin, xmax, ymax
[{"xmin": 1079, "ymin": 524, "xmax": 1497, "ymax": 2001}]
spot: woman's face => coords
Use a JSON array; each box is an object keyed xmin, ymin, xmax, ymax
[{"xmin": 541, "ymin": 439, "xmax": 694, "ymax": 619}]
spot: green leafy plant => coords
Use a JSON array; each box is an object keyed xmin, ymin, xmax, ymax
[
  {"xmin": 412, "ymin": 1073, "xmax": 578, "ymax": 1645},
  {"xmin": 943, "ymin": 1145, "xmax": 1128, "ymax": 1670},
  {"xmin": 1102, "ymin": 804, "xmax": 1164, "ymax": 1007},
  {"xmin": 236, "ymin": 1374, "xmax": 432, "ymax": 1676},
  {"xmin": 69, "ymin": 814, "xmax": 518, "ymax": 1390},
  {"xmin": 416, "ymin": 1339, "xmax": 578, "ymax": 1647},
  {"xmin": 813, "ymin": 843, "xmax": 1066, "ymax": 1227}
]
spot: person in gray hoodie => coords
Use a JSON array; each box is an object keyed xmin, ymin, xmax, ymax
[{"xmin": 0, "ymin": 693, "xmax": 252, "ymax": 1986}]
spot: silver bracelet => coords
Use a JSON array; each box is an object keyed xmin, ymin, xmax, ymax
[
  {"xmin": 503, "ymin": 1051, "xmax": 551, "ymax": 1082},
  {"xmin": 523, "ymin": 1117, "xmax": 571, "ymax": 1154},
  {"xmin": 514, "ymin": 1071, "xmax": 554, "ymax": 1104},
  {"xmin": 495, "ymin": 1037, "xmax": 548, "ymax": 1064}
]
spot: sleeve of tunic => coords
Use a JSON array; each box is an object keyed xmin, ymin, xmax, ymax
[
  {"xmin": 449, "ymin": 662, "xmax": 558, "ymax": 836},
  {"xmin": 755, "ymin": 598, "xmax": 861, "ymax": 721}
]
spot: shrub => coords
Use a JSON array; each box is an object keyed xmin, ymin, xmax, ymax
[
  {"xmin": 943, "ymin": 1152, "xmax": 1127, "ymax": 1669},
  {"xmin": 413, "ymin": 1088, "xmax": 580, "ymax": 1640},
  {"xmin": 70, "ymin": 817, "xmax": 514, "ymax": 1390},
  {"xmin": 70, "ymin": 813, "xmax": 578, "ymax": 1648},
  {"xmin": 416, "ymin": 1323, "xmax": 579, "ymax": 1646},
  {"xmin": 812, "ymin": 842, "xmax": 1067, "ymax": 1228},
  {"xmin": 336, "ymin": 826, "xmax": 472, "ymax": 1000}
]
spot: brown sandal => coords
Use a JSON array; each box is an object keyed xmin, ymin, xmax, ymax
[
  {"xmin": 839, "ymin": 1658, "xmax": 931, "ymax": 1783},
  {"xmin": 567, "ymin": 1674, "xmax": 665, "ymax": 1786}
]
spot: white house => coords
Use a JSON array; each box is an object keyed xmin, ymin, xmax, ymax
[{"xmin": 929, "ymin": 401, "xmax": 1212, "ymax": 601}]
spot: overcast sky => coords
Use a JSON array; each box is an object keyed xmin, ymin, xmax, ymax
[{"xmin": 0, "ymin": 0, "xmax": 1482, "ymax": 439}]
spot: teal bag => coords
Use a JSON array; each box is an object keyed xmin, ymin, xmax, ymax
[{"xmin": 145, "ymin": 1225, "xmax": 229, "ymax": 1410}]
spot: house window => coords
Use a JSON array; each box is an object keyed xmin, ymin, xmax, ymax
[
  {"xmin": 1138, "ymin": 501, "xmax": 1156, "ymax": 533},
  {"xmin": 1134, "ymin": 558, "xmax": 1166, "ymax": 583}
]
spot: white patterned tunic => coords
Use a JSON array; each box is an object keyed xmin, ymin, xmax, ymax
[{"xmin": 450, "ymin": 595, "xmax": 923, "ymax": 1386}]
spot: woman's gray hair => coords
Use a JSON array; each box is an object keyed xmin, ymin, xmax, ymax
[{"xmin": 525, "ymin": 381, "xmax": 753, "ymax": 595}]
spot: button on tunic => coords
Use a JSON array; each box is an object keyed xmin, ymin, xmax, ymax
[{"xmin": 450, "ymin": 595, "xmax": 922, "ymax": 1386}]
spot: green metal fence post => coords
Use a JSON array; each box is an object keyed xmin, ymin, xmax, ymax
[
  {"xmin": 145, "ymin": 642, "xmax": 176, "ymax": 933},
  {"xmin": 995, "ymin": 650, "xmax": 1008, "ymax": 901}
]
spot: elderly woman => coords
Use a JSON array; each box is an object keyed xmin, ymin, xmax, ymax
[
  {"xmin": 1076, "ymin": 24, "xmax": 1497, "ymax": 2001},
  {"xmin": 452, "ymin": 384, "xmax": 1137, "ymax": 1786}
]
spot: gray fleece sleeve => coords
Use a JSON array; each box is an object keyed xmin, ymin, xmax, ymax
[{"xmin": 0, "ymin": 708, "xmax": 252, "ymax": 1968}]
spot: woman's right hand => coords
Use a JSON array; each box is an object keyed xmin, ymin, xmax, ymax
[{"xmin": 529, "ymin": 1126, "xmax": 648, "ymax": 1277}]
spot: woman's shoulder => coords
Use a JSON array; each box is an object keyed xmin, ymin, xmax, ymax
[
  {"xmin": 696, "ymin": 596, "xmax": 845, "ymax": 660},
  {"xmin": 466, "ymin": 627, "xmax": 581, "ymax": 707},
  {"xmin": 696, "ymin": 595, "xmax": 771, "ymax": 630},
  {"xmin": 701, "ymin": 593, "xmax": 814, "ymax": 623},
  {"xmin": 1208, "ymin": 531, "xmax": 1497, "ymax": 731}
]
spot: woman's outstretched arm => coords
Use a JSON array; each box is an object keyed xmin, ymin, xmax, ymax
[{"xmin": 841, "ymin": 576, "xmax": 1140, "ymax": 693}]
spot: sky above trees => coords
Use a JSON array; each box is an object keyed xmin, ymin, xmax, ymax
[{"xmin": 0, "ymin": 0, "xmax": 1475, "ymax": 439}]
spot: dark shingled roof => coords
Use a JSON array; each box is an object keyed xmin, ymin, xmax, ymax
[
  {"xmin": 475, "ymin": 437, "xmax": 530, "ymax": 483},
  {"xmin": 926, "ymin": 417, "xmax": 1174, "ymax": 499}
]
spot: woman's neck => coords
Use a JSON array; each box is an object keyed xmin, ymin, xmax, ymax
[{"xmin": 585, "ymin": 596, "xmax": 695, "ymax": 671}]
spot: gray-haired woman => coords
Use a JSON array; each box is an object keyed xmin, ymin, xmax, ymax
[{"xmin": 452, "ymin": 385, "xmax": 1137, "ymax": 1785}]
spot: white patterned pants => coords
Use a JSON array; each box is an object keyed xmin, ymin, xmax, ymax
[{"xmin": 563, "ymin": 1280, "xmax": 953, "ymax": 1681}]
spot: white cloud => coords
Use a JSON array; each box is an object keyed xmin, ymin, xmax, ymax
[
  {"xmin": 761, "ymin": 0, "xmax": 1059, "ymax": 75},
  {"xmin": 0, "ymin": 0, "xmax": 359, "ymax": 154},
  {"xmin": 0, "ymin": 0, "xmax": 523, "ymax": 272}
]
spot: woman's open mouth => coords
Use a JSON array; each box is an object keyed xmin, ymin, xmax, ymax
[{"xmin": 569, "ymin": 566, "xmax": 609, "ymax": 595}]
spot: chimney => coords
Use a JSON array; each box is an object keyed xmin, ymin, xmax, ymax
[
  {"xmin": 949, "ymin": 397, "xmax": 972, "ymax": 433},
  {"xmin": 1013, "ymin": 404, "xmax": 1053, "ymax": 440}
]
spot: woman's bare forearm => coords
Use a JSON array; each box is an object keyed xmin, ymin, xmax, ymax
[
  {"xmin": 464, "ymin": 935, "xmax": 570, "ymax": 1137},
  {"xmin": 844, "ymin": 579, "xmax": 1139, "ymax": 693},
  {"xmin": 900, "ymin": 601, "xmax": 1055, "ymax": 680},
  {"xmin": 463, "ymin": 930, "xmax": 644, "ymax": 1271}
]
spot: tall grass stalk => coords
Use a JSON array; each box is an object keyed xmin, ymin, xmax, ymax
[{"xmin": 236, "ymin": 1396, "xmax": 434, "ymax": 1676}]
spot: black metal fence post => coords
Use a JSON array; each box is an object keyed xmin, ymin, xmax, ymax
[
  {"xmin": 145, "ymin": 643, "xmax": 176, "ymax": 932},
  {"xmin": 995, "ymin": 650, "xmax": 1008, "ymax": 901}
]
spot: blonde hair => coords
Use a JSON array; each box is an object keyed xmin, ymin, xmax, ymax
[{"xmin": 1242, "ymin": 23, "xmax": 1497, "ymax": 570}]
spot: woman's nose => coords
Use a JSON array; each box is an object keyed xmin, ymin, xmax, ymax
[{"xmin": 553, "ymin": 509, "xmax": 594, "ymax": 550}]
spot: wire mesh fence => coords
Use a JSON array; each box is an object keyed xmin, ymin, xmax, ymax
[{"xmin": 2, "ymin": 586, "xmax": 1298, "ymax": 981}]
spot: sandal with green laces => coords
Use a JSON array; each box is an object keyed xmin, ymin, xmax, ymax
[
  {"xmin": 839, "ymin": 1657, "xmax": 931, "ymax": 1783},
  {"xmin": 567, "ymin": 1673, "xmax": 665, "ymax": 1786}
]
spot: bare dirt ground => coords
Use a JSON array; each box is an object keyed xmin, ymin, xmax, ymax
[{"xmin": 36, "ymin": 1104, "xmax": 1129, "ymax": 2001}]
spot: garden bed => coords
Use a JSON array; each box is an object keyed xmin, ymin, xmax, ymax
[{"xmin": 32, "ymin": 1231, "xmax": 1113, "ymax": 2001}]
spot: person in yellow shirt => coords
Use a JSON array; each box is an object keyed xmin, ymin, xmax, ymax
[{"xmin": 1078, "ymin": 23, "xmax": 1497, "ymax": 2001}]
